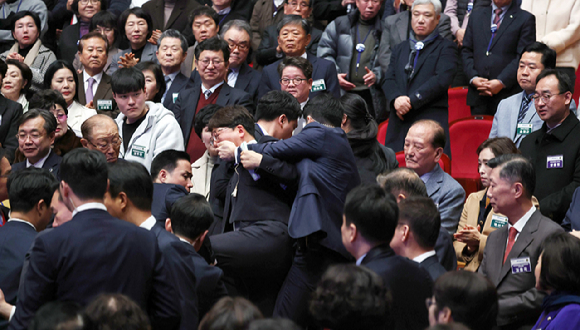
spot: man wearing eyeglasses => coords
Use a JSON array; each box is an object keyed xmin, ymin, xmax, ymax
[
  {"xmin": 80, "ymin": 114, "xmax": 122, "ymax": 163},
  {"xmin": 519, "ymin": 69, "xmax": 580, "ymax": 225}
]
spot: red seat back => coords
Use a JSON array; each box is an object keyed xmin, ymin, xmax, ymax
[
  {"xmin": 573, "ymin": 68, "xmax": 580, "ymax": 106},
  {"xmin": 377, "ymin": 119, "xmax": 389, "ymax": 145},
  {"xmin": 395, "ymin": 151, "xmax": 451, "ymax": 174},
  {"xmin": 448, "ymin": 87, "xmax": 471, "ymax": 123},
  {"xmin": 449, "ymin": 116, "xmax": 494, "ymax": 178}
]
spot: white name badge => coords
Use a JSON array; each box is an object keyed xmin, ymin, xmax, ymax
[
  {"xmin": 516, "ymin": 123, "xmax": 533, "ymax": 135},
  {"xmin": 510, "ymin": 257, "xmax": 532, "ymax": 274},
  {"xmin": 172, "ymin": 93, "xmax": 179, "ymax": 103},
  {"xmin": 97, "ymin": 99, "xmax": 113, "ymax": 111},
  {"xmin": 311, "ymin": 79, "xmax": 327, "ymax": 92},
  {"xmin": 490, "ymin": 214, "xmax": 508, "ymax": 228},
  {"xmin": 547, "ymin": 155, "xmax": 563, "ymax": 169}
]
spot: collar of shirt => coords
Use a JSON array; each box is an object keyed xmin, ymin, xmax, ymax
[
  {"xmin": 508, "ymin": 205, "xmax": 537, "ymax": 238},
  {"xmin": 490, "ymin": 2, "xmax": 510, "ymax": 25},
  {"xmin": 274, "ymin": 0, "xmax": 284, "ymax": 7},
  {"xmin": 201, "ymin": 81, "xmax": 225, "ymax": 97},
  {"xmin": 71, "ymin": 202, "xmax": 108, "ymax": 218},
  {"xmin": 413, "ymin": 250, "xmax": 437, "ymax": 263},
  {"xmin": 420, "ymin": 168, "xmax": 434, "ymax": 184},
  {"xmin": 227, "ymin": 68, "xmax": 239, "ymax": 88},
  {"xmin": 257, "ymin": 123, "xmax": 270, "ymax": 136},
  {"xmin": 27, "ymin": 149, "xmax": 51, "ymax": 169},
  {"xmin": 83, "ymin": 69, "xmax": 103, "ymax": 85},
  {"xmin": 178, "ymin": 236, "xmax": 192, "ymax": 246},
  {"xmin": 139, "ymin": 215, "xmax": 157, "ymax": 230},
  {"xmin": 300, "ymin": 52, "xmax": 308, "ymax": 59},
  {"xmin": 7, "ymin": 218, "xmax": 36, "ymax": 230},
  {"xmin": 300, "ymin": 98, "xmax": 309, "ymax": 110},
  {"xmin": 216, "ymin": 6, "xmax": 231, "ymax": 15},
  {"xmin": 356, "ymin": 253, "xmax": 368, "ymax": 266},
  {"xmin": 547, "ymin": 122, "xmax": 563, "ymax": 133},
  {"xmin": 165, "ymin": 71, "xmax": 179, "ymax": 83}
]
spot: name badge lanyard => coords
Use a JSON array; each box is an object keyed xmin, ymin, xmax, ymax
[
  {"xmin": 355, "ymin": 24, "xmax": 373, "ymax": 73},
  {"xmin": 486, "ymin": 24, "xmax": 498, "ymax": 56},
  {"xmin": 218, "ymin": 12, "xmax": 230, "ymax": 27},
  {"xmin": 2, "ymin": 0, "xmax": 23, "ymax": 19},
  {"xmin": 408, "ymin": 36, "xmax": 436, "ymax": 78}
]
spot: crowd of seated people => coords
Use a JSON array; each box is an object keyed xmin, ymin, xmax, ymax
[{"xmin": 1, "ymin": 0, "xmax": 580, "ymax": 329}]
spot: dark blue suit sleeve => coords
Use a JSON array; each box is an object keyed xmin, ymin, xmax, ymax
[
  {"xmin": 324, "ymin": 61, "xmax": 341, "ymax": 99},
  {"xmin": 248, "ymin": 125, "xmax": 326, "ymax": 161},
  {"xmin": 148, "ymin": 242, "xmax": 182, "ymax": 330},
  {"xmin": 496, "ymin": 14, "xmax": 535, "ymax": 89},
  {"xmin": 257, "ymin": 68, "xmax": 274, "ymax": 100},
  {"xmin": 255, "ymin": 28, "xmax": 279, "ymax": 67},
  {"xmin": 235, "ymin": 90, "xmax": 255, "ymax": 115},
  {"xmin": 382, "ymin": 44, "xmax": 405, "ymax": 104},
  {"xmin": 258, "ymin": 154, "xmax": 299, "ymax": 183}
]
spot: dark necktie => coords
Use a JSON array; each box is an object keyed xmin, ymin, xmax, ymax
[
  {"xmin": 517, "ymin": 94, "xmax": 532, "ymax": 124},
  {"xmin": 493, "ymin": 8, "xmax": 503, "ymax": 29}
]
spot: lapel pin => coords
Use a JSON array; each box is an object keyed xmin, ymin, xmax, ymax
[{"xmin": 510, "ymin": 15, "xmax": 513, "ymax": 18}]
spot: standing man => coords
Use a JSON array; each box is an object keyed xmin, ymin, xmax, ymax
[
  {"xmin": 156, "ymin": 30, "xmax": 190, "ymax": 113},
  {"xmin": 182, "ymin": 7, "xmax": 220, "ymax": 77},
  {"xmin": 142, "ymin": 0, "xmax": 201, "ymax": 37},
  {"xmin": 479, "ymin": 154, "xmax": 563, "ymax": 329}
]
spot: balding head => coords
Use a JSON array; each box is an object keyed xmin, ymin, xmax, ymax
[
  {"xmin": 80, "ymin": 115, "xmax": 121, "ymax": 163},
  {"xmin": 378, "ymin": 168, "xmax": 427, "ymax": 203},
  {"xmin": 404, "ymin": 120, "xmax": 445, "ymax": 176}
]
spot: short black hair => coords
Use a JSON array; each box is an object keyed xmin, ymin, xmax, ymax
[
  {"xmin": 488, "ymin": 154, "xmax": 535, "ymax": 199},
  {"xmin": 29, "ymin": 89, "xmax": 69, "ymax": 115},
  {"xmin": 44, "ymin": 60, "xmax": 80, "ymax": 102},
  {"xmin": 150, "ymin": 149, "xmax": 191, "ymax": 181},
  {"xmin": 107, "ymin": 161, "xmax": 153, "ymax": 212},
  {"xmin": 536, "ymin": 68, "xmax": 575, "ymax": 94},
  {"xmin": 27, "ymin": 301, "xmax": 83, "ymax": 330},
  {"xmin": 379, "ymin": 168, "xmax": 428, "ymax": 197},
  {"xmin": 344, "ymin": 184, "xmax": 398, "ymax": 244},
  {"xmin": 248, "ymin": 319, "xmax": 302, "ymax": 330},
  {"xmin": 10, "ymin": 11, "xmax": 41, "ymax": 35},
  {"xmin": 194, "ymin": 36, "xmax": 230, "ymax": 63},
  {"xmin": 398, "ymin": 197, "xmax": 440, "ymax": 249},
  {"xmin": 90, "ymin": 10, "xmax": 119, "ymax": 47},
  {"xmin": 522, "ymin": 42, "xmax": 556, "ymax": 70},
  {"xmin": 84, "ymin": 293, "xmax": 151, "ymax": 330},
  {"xmin": 78, "ymin": 30, "xmax": 110, "ymax": 54},
  {"xmin": 199, "ymin": 297, "xmax": 263, "ymax": 330},
  {"xmin": 169, "ymin": 193, "xmax": 213, "ymax": 240},
  {"xmin": 7, "ymin": 168, "xmax": 58, "ymax": 213},
  {"xmin": 255, "ymin": 91, "xmax": 301, "ymax": 122},
  {"xmin": 72, "ymin": 0, "xmax": 107, "ymax": 16},
  {"xmin": 194, "ymin": 104, "xmax": 222, "ymax": 139},
  {"xmin": 208, "ymin": 105, "xmax": 255, "ymax": 137},
  {"xmin": 118, "ymin": 7, "xmax": 153, "ymax": 42},
  {"xmin": 277, "ymin": 56, "xmax": 313, "ymax": 80},
  {"xmin": 18, "ymin": 109, "xmax": 58, "ymax": 136},
  {"xmin": 111, "ymin": 67, "xmax": 145, "ymax": 94},
  {"xmin": 0, "ymin": 58, "xmax": 7, "ymax": 77},
  {"xmin": 434, "ymin": 271, "xmax": 498, "ymax": 330},
  {"xmin": 134, "ymin": 61, "xmax": 166, "ymax": 103},
  {"xmin": 276, "ymin": 15, "xmax": 311, "ymax": 36},
  {"xmin": 5, "ymin": 59, "xmax": 33, "ymax": 96},
  {"xmin": 189, "ymin": 6, "xmax": 219, "ymax": 30},
  {"xmin": 61, "ymin": 149, "xmax": 109, "ymax": 200},
  {"xmin": 539, "ymin": 232, "xmax": 580, "ymax": 295},
  {"xmin": 157, "ymin": 29, "xmax": 188, "ymax": 53},
  {"xmin": 303, "ymin": 92, "xmax": 344, "ymax": 127}
]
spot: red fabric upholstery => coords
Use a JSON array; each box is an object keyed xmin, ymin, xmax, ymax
[
  {"xmin": 377, "ymin": 119, "xmax": 389, "ymax": 145},
  {"xmin": 448, "ymin": 87, "xmax": 471, "ymax": 123}
]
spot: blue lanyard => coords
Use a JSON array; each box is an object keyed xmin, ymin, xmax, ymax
[
  {"xmin": 2, "ymin": 0, "xmax": 23, "ymax": 19},
  {"xmin": 218, "ymin": 12, "xmax": 230, "ymax": 27},
  {"xmin": 486, "ymin": 24, "xmax": 498, "ymax": 56},
  {"xmin": 355, "ymin": 24, "xmax": 373, "ymax": 71},
  {"xmin": 409, "ymin": 35, "xmax": 437, "ymax": 76}
]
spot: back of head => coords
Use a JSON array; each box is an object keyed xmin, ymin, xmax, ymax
[
  {"xmin": 538, "ymin": 232, "xmax": 580, "ymax": 295},
  {"xmin": 198, "ymin": 297, "xmax": 263, "ymax": 330},
  {"xmin": 169, "ymin": 193, "xmax": 214, "ymax": 241},
  {"xmin": 487, "ymin": 154, "xmax": 535, "ymax": 200},
  {"xmin": 107, "ymin": 161, "xmax": 153, "ymax": 212},
  {"xmin": 433, "ymin": 271, "xmax": 498, "ymax": 330},
  {"xmin": 340, "ymin": 93, "xmax": 375, "ymax": 132},
  {"xmin": 398, "ymin": 196, "xmax": 440, "ymax": 250},
  {"xmin": 379, "ymin": 168, "xmax": 428, "ymax": 198},
  {"xmin": 195, "ymin": 104, "xmax": 223, "ymax": 139},
  {"xmin": 111, "ymin": 67, "xmax": 145, "ymax": 95},
  {"xmin": 84, "ymin": 294, "xmax": 151, "ymax": 330},
  {"xmin": 61, "ymin": 149, "xmax": 109, "ymax": 200},
  {"xmin": 81, "ymin": 114, "xmax": 118, "ymax": 140},
  {"xmin": 310, "ymin": 264, "xmax": 391, "ymax": 330},
  {"xmin": 29, "ymin": 89, "xmax": 69, "ymax": 115},
  {"xmin": 255, "ymin": 90, "xmax": 301, "ymax": 122},
  {"xmin": 28, "ymin": 301, "xmax": 83, "ymax": 330},
  {"xmin": 476, "ymin": 137, "xmax": 519, "ymax": 157},
  {"xmin": 344, "ymin": 184, "xmax": 399, "ymax": 244},
  {"xmin": 248, "ymin": 319, "xmax": 302, "ymax": 330},
  {"xmin": 7, "ymin": 168, "xmax": 58, "ymax": 214},
  {"xmin": 150, "ymin": 149, "xmax": 191, "ymax": 181},
  {"xmin": 208, "ymin": 105, "xmax": 255, "ymax": 137},
  {"xmin": 523, "ymin": 42, "xmax": 557, "ymax": 70},
  {"xmin": 302, "ymin": 92, "xmax": 343, "ymax": 128}
]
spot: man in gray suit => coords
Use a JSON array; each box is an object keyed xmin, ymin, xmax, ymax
[
  {"xmin": 489, "ymin": 42, "xmax": 556, "ymax": 147},
  {"xmin": 377, "ymin": 0, "xmax": 452, "ymax": 74},
  {"xmin": 404, "ymin": 120, "xmax": 465, "ymax": 234},
  {"xmin": 479, "ymin": 154, "xmax": 563, "ymax": 330}
]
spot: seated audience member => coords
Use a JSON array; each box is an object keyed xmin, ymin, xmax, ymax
[
  {"xmin": 256, "ymin": 0, "xmax": 322, "ymax": 68},
  {"xmin": 532, "ymin": 232, "xmax": 580, "ymax": 330},
  {"xmin": 1, "ymin": 60, "xmax": 31, "ymax": 113},
  {"xmin": 59, "ymin": 0, "xmax": 106, "ymax": 65},
  {"xmin": 0, "ymin": 168, "xmax": 57, "ymax": 329},
  {"xmin": 258, "ymin": 16, "xmax": 340, "ymax": 100},
  {"xmin": 80, "ymin": 114, "xmax": 123, "ymax": 163},
  {"xmin": 249, "ymin": 0, "xmax": 285, "ymax": 52},
  {"xmin": 340, "ymin": 93, "xmax": 397, "ymax": 184},
  {"xmin": 454, "ymin": 138, "xmax": 531, "ymax": 272},
  {"xmin": 173, "ymin": 37, "xmax": 252, "ymax": 162},
  {"xmin": 428, "ymin": 271, "xmax": 498, "ymax": 330},
  {"xmin": 404, "ymin": 120, "xmax": 465, "ymax": 234},
  {"xmin": 45, "ymin": 60, "xmax": 98, "ymax": 136},
  {"xmin": 84, "ymin": 294, "xmax": 151, "ymax": 330},
  {"xmin": 199, "ymin": 297, "xmax": 263, "ymax": 330},
  {"xmin": 0, "ymin": 11, "xmax": 56, "ymax": 91},
  {"xmin": 0, "ymin": 1, "xmax": 47, "ymax": 49},
  {"xmin": 110, "ymin": 8, "xmax": 158, "ymax": 74},
  {"xmin": 191, "ymin": 104, "xmax": 221, "ymax": 198},
  {"xmin": 134, "ymin": 61, "xmax": 166, "ymax": 103},
  {"xmin": 155, "ymin": 30, "xmax": 190, "ymax": 112},
  {"xmin": 141, "ymin": 0, "xmax": 201, "ymax": 40},
  {"xmin": 27, "ymin": 302, "xmax": 83, "ymax": 330},
  {"xmin": 382, "ymin": 0, "xmax": 457, "ymax": 154},
  {"xmin": 519, "ymin": 70, "xmax": 580, "ymax": 224},
  {"xmin": 479, "ymin": 154, "xmax": 564, "ymax": 329},
  {"xmin": 380, "ymin": 167, "xmax": 457, "ymax": 272},
  {"xmin": 105, "ymin": 161, "xmax": 199, "ymax": 329},
  {"xmin": 150, "ymin": 150, "xmax": 193, "ymax": 223},
  {"xmin": 341, "ymin": 184, "xmax": 433, "ymax": 330},
  {"xmin": 489, "ymin": 43, "xmax": 558, "ymax": 147},
  {"xmin": 248, "ymin": 318, "xmax": 302, "ymax": 330},
  {"xmin": 201, "ymin": 0, "xmax": 248, "ymax": 30},
  {"xmin": 0, "ymin": 59, "xmax": 22, "ymax": 163},
  {"xmin": 310, "ymin": 264, "xmax": 391, "ymax": 330},
  {"xmin": 12, "ymin": 110, "xmax": 61, "ymax": 177},
  {"xmin": 391, "ymin": 197, "xmax": 447, "ymax": 281},
  {"xmin": 112, "ymin": 67, "xmax": 184, "ymax": 170},
  {"xmin": 461, "ymin": 0, "xmax": 535, "ymax": 115},
  {"xmin": 182, "ymin": 7, "xmax": 220, "ymax": 77},
  {"xmin": 317, "ymin": 0, "xmax": 384, "ymax": 118},
  {"xmin": 166, "ymin": 194, "xmax": 229, "ymax": 319}
]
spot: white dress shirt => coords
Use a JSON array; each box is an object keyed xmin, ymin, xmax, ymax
[
  {"xmin": 413, "ymin": 250, "xmax": 437, "ymax": 263},
  {"xmin": 507, "ymin": 206, "xmax": 537, "ymax": 244},
  {"xmin": 83, "ymin": 70, "xmax": 103, "ymax": 99},
  {"xmin": 26, "ymin": 149, "xmax": 51, "ymax": 169},
  {"xmin": 139, "ymin": 216, "xmax": 157, "ymax": 230},
  {"xmin": 201, "ymin": 81, "xmax": 225, "ymax": 99},
  {"xmin": 71, "ymin": 202, "xmax": 108, "ymax": 218}
]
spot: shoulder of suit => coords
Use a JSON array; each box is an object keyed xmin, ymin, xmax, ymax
[{"xmin": 442, "ymin": 171, "xmax": 464, "ymax": 192}]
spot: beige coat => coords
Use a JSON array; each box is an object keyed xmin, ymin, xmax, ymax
[
  {"xmin": 522, "ymin": 0, "xmax": 580, "ymax": 69},
  {"xmin": 190, "ymin": 150, "xmax": 215, "ymax": 200}
]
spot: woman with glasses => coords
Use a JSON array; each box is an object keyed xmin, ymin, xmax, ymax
[{"xmin": 1, "ymin": 60, "xmax": 32, "ymax": 113}]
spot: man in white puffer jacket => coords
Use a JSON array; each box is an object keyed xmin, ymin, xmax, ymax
[{"xmin": 112, "ymin": 67, "xmax": 185, "ymax": 171}]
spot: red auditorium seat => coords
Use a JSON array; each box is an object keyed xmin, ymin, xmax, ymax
[
  {"xmin": 377, "ymin": 119, "xmax": 389, "ymax": 145},
  {"xmin": 573, "ymin": 68, "xmax": 580, "ymax": 105},
  {"xmin": 448, "ymin": 87, "xmax": 471, "ymax": 123},
  {"xmin": 395, "ymin": 151, "xmax": 451, "ymax": 174}
]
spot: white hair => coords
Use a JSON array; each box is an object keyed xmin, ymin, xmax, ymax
[{"xmin": 412, "ymin": 0, "xmax": 442, "ymax": 15}]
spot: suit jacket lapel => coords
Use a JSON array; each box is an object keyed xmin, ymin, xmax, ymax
[
  {"xmin": 77, "ymin": 72, "xmax": 86, "ymax": 105},
  {"xmin": 409, "ymin": 40, "xmax": 439, "ymax": 83},
  {"xmin": 482, "ymin": 7, "xmax": 493, "ymax": 48},
  {"xmin": 425, "ymin": 164, "xmax": 443, "ymax": 198},
  {"xmin": 181, "ymin": 80, "xmax": 202, "ymax": 140},
  {"xmin": 216, "ymin": 84, "xmax": 232, "ymax": 106},
  {"xmin": 396, "ymin": 12, "xmax": 408, "ymax": 44},
  {"xmin": 234, "ymin": 64, "xmax": 250, "ymax": 91},
  {"xmin": 163, "ymin": 73, "xmax": 188, "ymax": 108},
  {"xmin": 165, "ymin": 0, "xmax": 185, "ymax": 29},
  {"xmin": 151, "ymin": 0, "xmax": 164, "ymax": 31},
  {"xmin": 144, "ymin": 43, "xmax": 157, "ymax": 61},
  {"xmin": 510, "ymin": 92, "xmax": 522, "ymax": 137},
  {"xmin": 498, "ymin": 211, "xmax": 541, "ymax": 283},
  {"xmin": 94, "ymin": 73, "xmax": 111, "ymax": 101},
  {"xmin": 490, "ymin": 3, "xmax": 518, "ymax": 49}
]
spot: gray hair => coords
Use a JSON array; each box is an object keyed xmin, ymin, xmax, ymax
[
  {"xmin": 412, "ymin": 0, "xmax": 442, "ymax": 16},
  {"xmin": 157, "ymin": 29, "xmax": 188, "ymax": 54},
  {"xmin": 277, "ymin": 15, "xmax": 311, "ymax": 36},
  {"xmin": 220, "ymin": 19, "xmax": 252, "ymax": 45}
]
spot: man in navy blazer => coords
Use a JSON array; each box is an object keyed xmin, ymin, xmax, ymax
[
  {"xmin": 157, "ymin": 30, "xmax": 193, "ymax": 113},
  {"xmin": 0, "ymin": 169, "xmax": 57, "ymax": 330},
  {"xmin": 246, "ymin": 93, "xmax": 360, "ymax": 326},
  {"xmin": 461, "ymin": 0, "xmax": 535, "ymax": 115},
  {"xmin": 257, "ymin": 16, "xmax": 340, "ymax": 100},
  {"xmin": 9, "ymin": 149, "xmax": 181, "ymax": 330}
]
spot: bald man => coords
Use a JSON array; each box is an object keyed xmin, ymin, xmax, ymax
[{"xmin": 80, "ymin": 115, "xmax": 123, "ymax": 163}]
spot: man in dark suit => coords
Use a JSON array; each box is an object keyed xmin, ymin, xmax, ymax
[
  {"xmin": 0, "ymin": 169, "xmax": 57, "ymax": 330},
  {"xmin": 342, "ymin": 185, "xmax": 433, "ymax": 330},
  {"xmin": 257, "ymin": 16, "xmax": 340, "ymax": 100},
  {"xmin": 245, "ymin": 93, "xmax": 360, "ymax": 327},
  {"xmin": 156, "ymin": 30, "xmax": 192, "ymax": 113},
  {"xmin": 173, "ymin": 37, "xmax": 253, "ymax": 163},
  {"xmin": 462, "ymin": 0, "xmax": 535, "ymax": 115},
  {"xmin": 105, "ymin": 161, "xmax": 199, "ymax": 330},
  {"xmin": 9, "ymin": 149, "xmax": 181, "ymax": 330},
  {"xmin": 479, "ymin": 154, "xmax": 563, "ymax": 330},
  {"xmin": 11, "ymin": 110, "xmax": 61, "ymax": 179},
  {"xmin": 391, "ymin": 196, "xmax": 447, "ymax": 281},
  {"xmin": 150, "ymin": 150, "xmax": 193, "ymax": 224},
  {"xmin": 142, "ymin": 0, "xmax": 201, "ymax": 37}
]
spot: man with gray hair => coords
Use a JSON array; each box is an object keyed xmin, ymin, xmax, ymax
[
  {"xmin": 157, "ymin": 29, "xmax": 191, "ymax": 112},
  {"xmin": 81, "ymin": 114, "xmax": 123, "ymax": 164}
]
